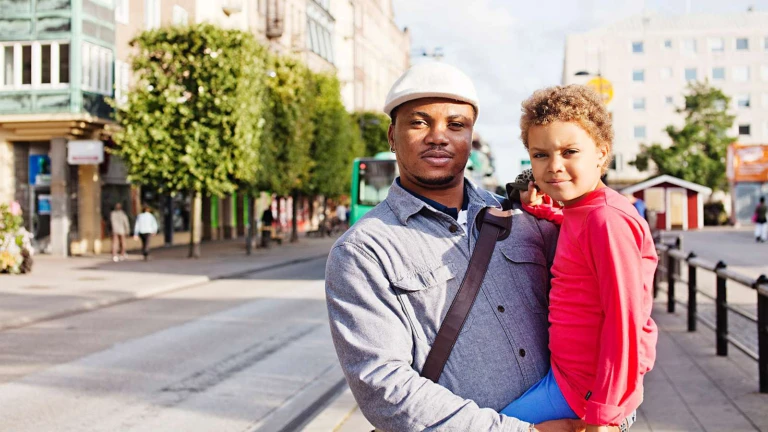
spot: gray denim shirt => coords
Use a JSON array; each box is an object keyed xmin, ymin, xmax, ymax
[{"xmin": 325, "ymin": 180, "xmax": 559, "ymax": 432}]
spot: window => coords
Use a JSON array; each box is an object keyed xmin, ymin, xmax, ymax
[
  {"xmin": 712, "ymin": 67, "xmax": 725, "ymax": 81},
  {"xmin": 708, "ymin": 37, "xmax": 724, "ymax": 52},
  {"xmin": 714, "ymin": 99, "xmax": 726, "ymax": 111},
  {"xmin": 115, "ymin": 0, "xmax": 129, "ymax": 24},
  {"xmin": 172, "ymin": 5, "xmax": 188, "ymax": 25},
  {"xmin": 665, "ymin": 96, "xmax": 674, "ymax": 106},
  {"xmin": 660, "ymin": 67, "xmax": 672, "ymax": 79},
  {"xmin": 736, "ymin": 38, "xmax": 749, "ymax": 51},
  {"xmin": 114, "ymin": 60, "xmax": 130, "ymax": 105},
  {"xmin": 632, "ymin": 41, "xmax": 644, "ymax": 53},
  {"xmin": 633, "ymin": 69, "xmax": 645, "ymax": 82},
  {"xmin": 81, "ymin": 42, "xmax": 113, "ymax": 95},
  {"xmin": 633, "ymin": 97, "xmax": 646, "ymax": 111},
  {"xmin": 663, "ymin": 39, "xmax": 672, "ymax": 49},
  {"xmin": 733, "ymin": 66, "xmax": 750, "ymax": 82},
  {"xmin": 634, "ymin": 125, "xmax": 647, "ymax": 139},
  {"xmin": 145, "ymin": 0, "xmax": 160, "ymax": 30},
  {"xmin": 736, "ymin": 94, "xmax": 750, "ymax": 108},
  {"xmin": 739, "ymin": 124, "xmax": 751, "ymax": 136},
  {"xmin": 0, "ymin": 42, "xmax": 69, "ymax": 89},
  {"xmin": 682, "ymin": 38, "xmax": 697, "ymax": 54},
  {"xmin": 645, "ymin": 188, "xmax": 665, "ymax": 212},
  {"xmin": 761, "ymin": 65, "xmax": 768, "ymax": 81},
  {"xmin": 685, "ymin": 68, "xmax": 697, "ymax": 82}
]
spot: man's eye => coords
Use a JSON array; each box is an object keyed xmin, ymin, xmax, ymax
[
  {"xmin": 411, "ymin": 120, "xmax": 427, "ymax": 126},
  {"xmin": 449, "ymin": 122, "xmax": 464, "ymax": 128}
]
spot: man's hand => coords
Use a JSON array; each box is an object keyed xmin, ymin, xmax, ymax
[
  {"xmin": 535, "ymin": 419, "xmax": 586, "ymax": 432},
  {"xmin": 520, "ymin": 181, "xmax": 544, "ymax": 207},
  {"xmin": 585, "ymin": 425, "xmax": 620, "ymax": 432}
]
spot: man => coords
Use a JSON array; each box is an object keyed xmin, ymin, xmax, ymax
[
  {"xmin": 110, "ymin": 203, "xmax": 130, "ymax": 262},
  {"xmin": 261, "ymin": 207, "xmax": 275, "ymax": 248},
  {"xmin": 326, "ymin": 63, "xmax": 579, "ymax": 431},
  {"xmin": 623, "ymin": 194, "xmax": 647, "ymax": 220},
  {"xmin": 133, "ymin": 205, "xmax": 158, "ymax": 261}
]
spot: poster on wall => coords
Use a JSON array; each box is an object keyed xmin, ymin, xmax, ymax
[
  {"xmin": 728, "ymin": 144, "xmax": 768, "ymax": 183},
  {"xmin": 28, "ymin": 155, "xmax": 52, "ymax": 186},
  {"xmin": 37, "ymin": 194, "xmax": 52, "ymax": 215}
]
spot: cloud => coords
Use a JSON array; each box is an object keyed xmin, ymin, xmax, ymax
[{"xmin": 390, "ymin": 0, "xmax": 766, "ymax": 184}]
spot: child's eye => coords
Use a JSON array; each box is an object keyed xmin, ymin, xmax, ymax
[
  {"xmin": 532, "ymin": 153, "xmax": 547, "ymax": 159},
  {"xmin": 563, "ymin": 149, "xmax": 579, "ymax": 155}
]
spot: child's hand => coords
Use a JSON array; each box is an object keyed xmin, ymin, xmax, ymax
[{"xmin": 520, "ymin": 181, "xmax": 544, "ymax": 207}]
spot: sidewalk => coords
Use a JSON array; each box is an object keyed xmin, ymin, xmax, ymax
[
  {"xmin": 306, "ymin": 300, "xmax": 768, "ymax": 431},
  {"xmin": 0, "ymin": 236, "xmax": 337, "ymax": 331}
]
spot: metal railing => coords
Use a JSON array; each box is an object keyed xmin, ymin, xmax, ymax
[{"xmin": 655, "ymin": 236, "xmax": 768, "ymax": 393}]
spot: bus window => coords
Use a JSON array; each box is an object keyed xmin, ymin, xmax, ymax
[{"xmin": 358, "ymin": 160, "xmax": 396, "ymax": 207}]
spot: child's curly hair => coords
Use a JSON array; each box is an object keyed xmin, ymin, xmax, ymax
[{"xmin": 520, "ymin": 85, "xmax": 614, "ymax": 174}]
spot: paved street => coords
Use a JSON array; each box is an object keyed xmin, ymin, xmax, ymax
[
  {"xmin": 0, "ymin": 239, "xmax": 343, "ymax": 432},
  {"xmin": 0, "ymin": 228, "xmax": 766, "ymax": 431}
]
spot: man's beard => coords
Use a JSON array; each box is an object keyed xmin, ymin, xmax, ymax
[{"xmin": 414, "ymin": 174, "xmax": 456, "ymax": 186}]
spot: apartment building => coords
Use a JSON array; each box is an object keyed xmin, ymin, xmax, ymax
[{"xmin": 563, "ymin": 11, "xmax": 768, "ymax": 187}]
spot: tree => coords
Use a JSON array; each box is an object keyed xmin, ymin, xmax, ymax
[
  {"xmin": 352, "ymin": 111, "xmax": 391, "ymax": 156},
  {"xmin": 113, "ymin": 24, "xmax": 268, "ymax": 257},
  {"xmin": 631, "ymin": 81, "xmax": 736, "ymax": 191},
  {"xmin": 305, "ymin": 74, "xmax": 365, "ymax": 233},
  {"xmin": 258, "ymin": 54, "xmax": 315, "ymax": 242}
]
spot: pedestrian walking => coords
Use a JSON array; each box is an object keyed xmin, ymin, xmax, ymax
[
  {"xmin": 110, "ymin": 203, "xmax": 131, "ymax": 262},
  {"xmin": 260, "ymin": 207, "xmax": 274, "ymax": 248},
  {"xmin": 325, "ymin": 62, "xmax": 581, "ymax": 431},
  {"xmin": 133, "ymin": 205, "xmax": 158, "ymax": 260},
  {"xmin": 755, "ymin": 197, "xmax": 767, "ymax": 243},
  {"xmin": 335, "ymin": 202, "xmax": 348, "ymax": 232},
  {"xmin": 502, "ymin": 85, "xmax": 655, "ymax": 430}
]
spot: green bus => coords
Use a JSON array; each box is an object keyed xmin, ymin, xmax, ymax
[{"xmin": 349, "ymin": 152, "xmax": 398, "ymax": 225}]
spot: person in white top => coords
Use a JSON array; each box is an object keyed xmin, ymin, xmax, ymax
[
  {"xmin": 133, "ymin": 205, "xmax": 159, "ymax": 260},
  {"xmin": 110, "ymin": 203, "xmax": 131, "ymax": 262}
]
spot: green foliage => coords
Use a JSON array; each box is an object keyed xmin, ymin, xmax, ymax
[
  {"xmin": 113, "ymin": 24, "xmax": 268, "ymax": 196},
  {"xmin": 352, "ymin": 111, "xmax": 391, "ymax": 156},
  {"xmin": 258, "ymin": 55, "xmax": 315, "ymax": 196},
  {"xmin": 631, "ymin": 82, "xmax": 736, "ymax": 191},
  {"xmin": 306, "ymin": 74, "xmax": 365, "ymax": 198}
]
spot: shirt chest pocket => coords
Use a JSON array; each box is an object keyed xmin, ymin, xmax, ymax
[
  {"xmin": 499, "ymin": 245, "xmax": 549, "ymax": 314},
  {"xmin": 392, "ymin": 264, "xmax": 468, "ymax": 342}
]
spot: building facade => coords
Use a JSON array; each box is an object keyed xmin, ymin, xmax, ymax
[
  {"xmin": 563, "ymin": 11, "xmax": 768, "ymax": 187},
  {"xmin": 0, "ymin": 0, "xmax": 409, "ymax": 256}
]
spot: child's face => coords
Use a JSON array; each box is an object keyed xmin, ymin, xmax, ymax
[{"xmin": 527, "ymin": 121, "xmax": 607, "ymax": 207}]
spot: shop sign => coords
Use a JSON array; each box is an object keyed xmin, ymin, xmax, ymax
[
  {"xmin": 68, "ymin": 140, "xmax": 104, "ymax": 165},
  {"xmin": 728, "ymin": 144, "xmax": 768, "ymax": 182}
]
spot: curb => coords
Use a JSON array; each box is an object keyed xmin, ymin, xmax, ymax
[{"xmin": 0, "ymin": 253, "xmax": 329, "ymax": 332}]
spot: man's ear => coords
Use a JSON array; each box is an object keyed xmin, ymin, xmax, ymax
[{"xmin": 388, "ymin": 124, "xmax": 396, "ymax": 150}]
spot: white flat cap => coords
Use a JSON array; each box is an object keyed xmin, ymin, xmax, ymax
[{"xmin": 383, "ymin": 62, "xmax": 479, "ymax": 119}]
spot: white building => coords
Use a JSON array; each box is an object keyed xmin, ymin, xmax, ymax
[{"xmin": 563, "ymin": 11, "xmax": 768, "ymax": 187}]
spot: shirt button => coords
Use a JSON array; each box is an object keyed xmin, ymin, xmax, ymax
[
  {"xmin": 497, "ymin": 305, "xmax": 505, "ymax": 313},
  {"xmin": 519, "ymin": 349, "xmax": 526, "ymax": 358},
  {"xmin": 449, "ymin": 224, "xmax": 459, "ymax": 233}
]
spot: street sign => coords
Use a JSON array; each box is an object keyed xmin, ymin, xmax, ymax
[
  {"xmin": 520, "ymin": 159, "xmax": 531, "ymax": 172},
  {"xmin": 586, "ymin": 77, "xmax": 614, "ymax": 105},
  {"xmin": 68, "ymin": 140, "xmax": 104, "ymax": 165}
]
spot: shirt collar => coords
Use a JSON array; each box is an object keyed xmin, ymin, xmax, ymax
[{"xmin": 386, "ymin": 177, "xmax": 501, "ymax": 226}]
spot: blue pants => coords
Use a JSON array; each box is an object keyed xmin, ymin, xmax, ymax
[{"xmin": 500, "ymin": 368, "xmax": 579, "ymax": 424}]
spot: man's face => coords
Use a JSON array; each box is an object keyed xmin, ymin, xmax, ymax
[{"xmin": 388, "ymin": 98, "xmax": 475, "ymax": 190}]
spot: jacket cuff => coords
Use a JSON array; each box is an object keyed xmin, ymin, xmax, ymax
[{"xmin": 585, "ymin": 400, "xmax": 624, "ymax": 426}]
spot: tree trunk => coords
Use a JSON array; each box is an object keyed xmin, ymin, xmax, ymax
[
  {"xmin": 245, "ymin": 193, "xmax": 255, "ymax": 255},
  {"xmin": 308, "ymin": 195, "xmax": 315, "ymax": 231},
  {"xmin": 322, "ymin": 196, "xmax": 328, "ymax": 236},
  {"xmin": 188, "ymin": 191, "xmax": 202, "ymax": 258},
  {"xmin": 290, "ymin": 191, "xmax": 299, "ymax": 243}
]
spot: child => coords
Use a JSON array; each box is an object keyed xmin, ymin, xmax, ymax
[{"xmin": 500, "ymin": 85, "xmax": 658, "ymax": 432}]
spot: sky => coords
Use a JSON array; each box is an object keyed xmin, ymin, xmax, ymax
[{"xmin": 390, "ymin": 0, "xmax": 768, "ymax": 185}]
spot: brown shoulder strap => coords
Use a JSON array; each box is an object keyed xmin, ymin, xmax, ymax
[{"xmin": 421, "ymin": 208, "xmax": 513, "ymax": 383}]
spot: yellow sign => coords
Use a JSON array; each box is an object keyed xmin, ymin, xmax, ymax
[{"xmin": 586, "ymin": 77, "xmax": 614, "ymax": 105}]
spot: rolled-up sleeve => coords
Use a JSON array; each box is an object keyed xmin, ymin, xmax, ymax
[{"xmin": 326, "ymin": 242, "xmax": 527, "ymax": 432}]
